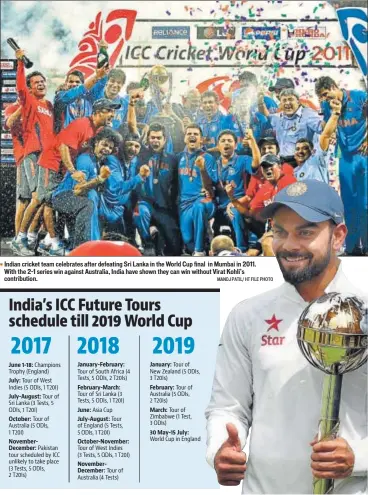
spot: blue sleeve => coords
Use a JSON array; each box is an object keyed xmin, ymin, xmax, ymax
[
  {"xmin": 204, "ymin": 153, "xmax": 216, "ymax": 179},
  {"xmin": 54, "ymin": 85, "xmax": 87, "ymax": 105},
  {"xmin": 106, "ymin": 156, "xmax": 143, "ymax": 195},
  {"xmin": 268, "ymin": 113, "xmax": 278, "ymax": 130},
  {"xmin": 240, "ymin": 155, "xmax": 253, "ymax": 174},
  {"xmin": 264, "ymin": 95, "xmax": 279, "ymax": 114},
  {"xmin": 88, "ymin": 76, "xmax": 108, "ymax": 101},
  {"xmin": 76, "ymin": 153, "xmax": 95, "ymax": 180}
]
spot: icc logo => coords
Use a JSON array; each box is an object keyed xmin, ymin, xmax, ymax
[{"xmin": 336, "ymin": 7, "xmax": 368, "ymax": 76}]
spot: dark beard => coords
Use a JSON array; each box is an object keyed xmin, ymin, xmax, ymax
[{"xmin": 276, "ymin": 249, "xmax": 332, "ymax": 285}]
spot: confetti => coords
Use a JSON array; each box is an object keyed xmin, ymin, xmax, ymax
[{"xmin": 166, "ymin": 10, "xmax": 171, "ymax": 15}]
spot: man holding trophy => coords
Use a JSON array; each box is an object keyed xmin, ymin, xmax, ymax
[
  {"xmin": 206, "ymin": 180, "xmax": 367, "ymax": 493},
  {"xmin": 144, "ymin": 65, "xmax": 185, "ymax": 153}
]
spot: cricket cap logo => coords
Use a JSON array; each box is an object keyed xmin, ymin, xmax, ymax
[{"xmin": 336, "ymin": 7, "xmax": 368, "ymax": 76}]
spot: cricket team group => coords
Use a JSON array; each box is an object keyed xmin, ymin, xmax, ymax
[{"xmin": 4, "ymin": 47, "xmax": 367, "ymax": 256}]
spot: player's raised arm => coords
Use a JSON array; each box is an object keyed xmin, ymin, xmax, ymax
[
  {"xmin": 243, "ymin": 129, "xmax": 261, "ymax": 170},
  {"xmin": 320, "ymin": 99, "xmax": 341, "ymax": 151}
]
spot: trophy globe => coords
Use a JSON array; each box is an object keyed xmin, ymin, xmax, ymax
[{"xmin": 297, "ymin": 292, "xmax": 367, "ymax": 375}]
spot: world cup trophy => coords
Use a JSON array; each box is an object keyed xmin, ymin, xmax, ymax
[
  {"xmin": 297, "ymin": 293, "xmax": 367, "ymax": 494},
  {"xmin": 148, "ymin": 65, "xmax": 173, "ymax": 114},
  {"xmin": 232, "ymin": 86, "xmax": 253, "ymax": 137}
]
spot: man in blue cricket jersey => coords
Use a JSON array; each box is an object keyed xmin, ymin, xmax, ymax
[
  {"xmin": 177, "ymin": 125, "xmax": 216, "ymax": 256},
  {"xmin": 52, "ymin": 128, "xmax": 121, "ymax": 250},
  {"xmin": 197, "ymin": 91, "xmax": 241, "ymax": 152},
  {"xmin": 94, "ymin": 68, "xmax": 128, "ymax": 130},
  {"xmin": 100, "ymin": 134, "xmax": 150, "ymax": 242},
  {"xmin": 315, "ymin": 76, "xmax": 368, "ymax": 255},
  {"xmin": 258, "ymin": 88, "xmax": 323, "ymax": 156},
  {"xmin": 292, "ymin": 138, "xmax": 329, "ymax": 183},
  {"xmin": 134, "ymin": 123, "xmax": 181, "ymax": 256},
  {"xmin": 53, "ymin": 67, "xmax": 109, "ymax": 134},
  {"xmin": 211, "ymin": 129, "xmax": 261, "ymax": 252}
]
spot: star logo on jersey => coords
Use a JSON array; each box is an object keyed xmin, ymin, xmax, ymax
[{"xmin": 265, "ymin": 314, "xmax": 282, "ymax": 331}]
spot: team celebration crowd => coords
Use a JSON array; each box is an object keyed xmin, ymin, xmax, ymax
[{"xmin": 3, "ymin": 46, "xmax": 367, "ymax": 256}]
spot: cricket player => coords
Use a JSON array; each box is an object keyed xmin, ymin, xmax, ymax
[
  {"xmin": 205, "ymin": 180, "xmax": 367, "ymax": 493},
  {"xmin": 12, "ymin": 49, "xmax": 57, "ymax": 256},
  {"xmin": 100, "ymin": 134, "xmax": 150, "ymax": 241},
  {"xmin": 211, "ymin": 129, "xmax": 260, "ymax": 252},
  {"xmin": 53, "ymin": 66, "xmax": 109, "ymax": 133},
  {"xmin": 258, "ymin": 88, "xmax": 323, "ymax": 156},
  {"xmin": 94, "ymin": 68, "xmax": 128, "ymax": 129},
  {"xmin": 52, "ymin": 127, "xmax": 120, "ymax": 250},
  {"xmin": 293, "ymin": 138, "xmax": 329, "ymax": 183},
  {"xmin": 134, "ymin": 123, "xmax": 181, "ymax": 256},
  {"xmin": 315, "ymin": 76, "xmax": 368, "ymax": 255},
  {"xmin": 197, "ymin": 91, "xmax": 241, "ymax": 151},
  {"xmin": 177, "ymin": 125, "xmax": 216, "ymax": 255}
]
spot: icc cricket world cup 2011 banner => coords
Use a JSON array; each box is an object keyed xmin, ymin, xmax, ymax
[{"xmin": 1, "ymin": 0, "xmax": 366, "ymax": 109}]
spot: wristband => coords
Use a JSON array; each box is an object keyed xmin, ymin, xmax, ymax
[{"xmin": 333, "ymin": 112, "xmax": 341, "ymax": 116}]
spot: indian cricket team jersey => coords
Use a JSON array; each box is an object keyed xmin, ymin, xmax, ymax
[
  {"xmin": 205, "ymin": 265, "xmax": 368, "ymax": 494},
  {"xmin": 102, "ymin": 155, "xmax": 142, "ymax": 207},
  {"xmin": 4, "ymin": 102, "xmax": 24, "ymax": 166},
  {"xmin": 16, "ymin": 60, "xmax": 55, "ymax": 158},
  {"xmin": 293, "ymin": 149, "xmax": 329, "ymax": 183},
  {"xmin": 177, "ymin": 150, "xmax": 215, "ymax": 209},
  {"xmin": 322, "ymin": 89, "xmax": 368, "ymax": 156},
  {"xmin": 53, "ymin": 151, "xmax": 99, "ymax": 197},
  {"xmin": 212, "ymin": 154, "xmax": 253, "ymax": 208},
  {"xmin": 54, "ymin": 77, "xmax": 107, "ymax": 134},
  {"xmin": 198, "ymin": 111, "xmax": 241, "ymax": 148},
  {"xmin": 136, "ymin": 149, "xmax": 178, "ymax": 210},
  {"xmin": 269, "ymin": 106, "xmax": 323, "ymax": 156}
]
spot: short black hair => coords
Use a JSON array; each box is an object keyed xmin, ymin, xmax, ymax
[
  {"xmin": 201, "ymin": 90, "xmax": 219, "ymax": 103},
  {"xmin": 315, "ymin": 76, "xmax": 338, "ymax": 96},
  {"xmin": 185, "ymin": 124, "xmax": 203, "ymax": 136},
  {"xmin": 108, "ymin": 68, "xmax": 126, "ymax": 85},
  {"xmin": 67, "ymin": 70, "xmax": 85, "ymax": 84},
  {"xmin": 26, "ymin": 71, "xmax": 46, "ymax": 88},
  {"xmin": 296, "ymin": 138, "xmax": 313, "ymax": 149},
  {"xmin": 91, "ymin": 127, "xmax": 122, "ymax": 151},
  {"xmin": 147, "ymin": 122, "xmax": 166, "ymax": 139},
  {"xmin": 217, "ymin": 129, "xmax": 238, "ymax": 144}
]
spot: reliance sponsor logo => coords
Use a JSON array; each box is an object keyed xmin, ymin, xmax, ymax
[{"xmin": 152, "ymin": 26, "xmax": 190, "ymax": 39}]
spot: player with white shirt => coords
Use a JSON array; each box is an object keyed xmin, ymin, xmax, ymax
[{"xmin": 205, "ymin": 180, "xmax": 367, "ymax": 493}]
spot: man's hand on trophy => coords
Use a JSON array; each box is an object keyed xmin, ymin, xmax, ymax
[
  {"xmin": 310, "ymin": 437, "xmax": 355, "ymax": 479},
  {"xmin": 242, "ymin": 129, "xmax": 254, "ymax": 147},
  {"xmin": 139, "ymin": 165, "xmax": 150, "ymax": 178},
  {"xmin": 195, "ymin": 156, "xmax": 205, "ymax": 170},
  {"xmin": 15, "ymin": 49, "xmax": 25, "ymax": 61},
  {"xmin": 214, "ymin": 423, "xmax": 247, "ymax": 486}
]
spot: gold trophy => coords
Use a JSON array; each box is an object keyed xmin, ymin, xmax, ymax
[
  {"xmin": 148, "ymin": 64, "xmax": 173, "ymax": 115},
  {"xmin": 297, "ymin": 293, "xmax": 367, "ymax": 494}
]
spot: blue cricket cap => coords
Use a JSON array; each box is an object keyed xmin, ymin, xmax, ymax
[{"xmin": 261, "ymin": 180, "xmax": 345, "ymax": 224}]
